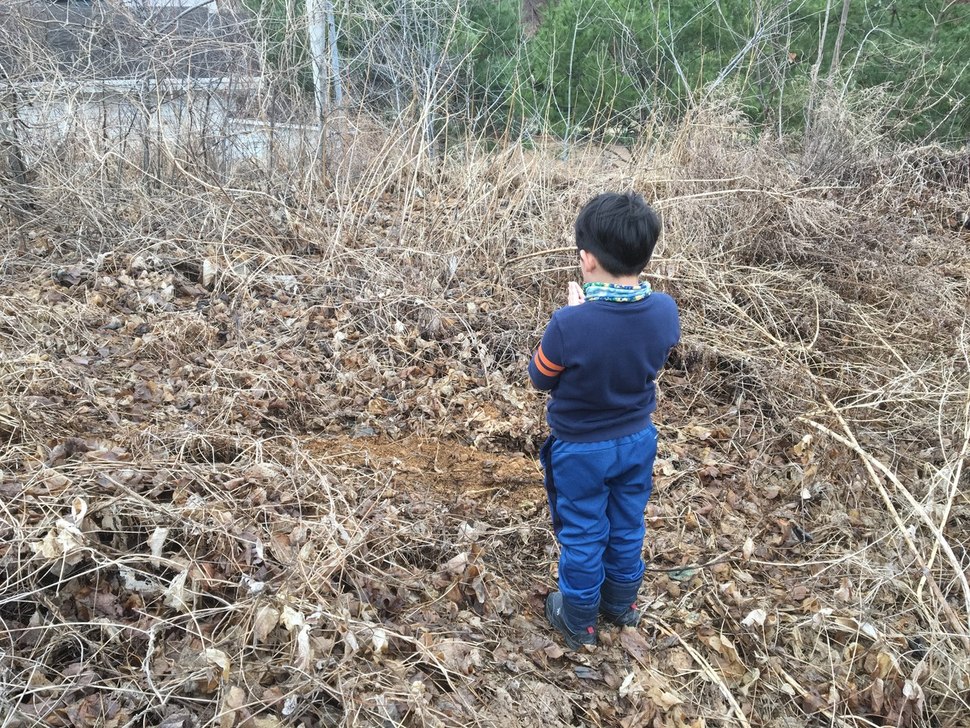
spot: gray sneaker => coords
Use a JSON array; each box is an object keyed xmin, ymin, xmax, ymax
[{"xmin": 600, "ymin": 602, "xmax": 641, "ymax": 627}]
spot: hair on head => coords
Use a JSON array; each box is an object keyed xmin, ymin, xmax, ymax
[{"xmin": 574, "ymin": 192, "xmax": 661, "ymax": 276}]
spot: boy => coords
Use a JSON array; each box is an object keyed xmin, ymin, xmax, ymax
[{"xmin": 529, "ymin": 192, "xmax": 680, "ymax": 649}]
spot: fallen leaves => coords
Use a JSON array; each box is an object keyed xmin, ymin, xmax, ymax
[
  {"xmin": 29, "ymin": 497, "xmax": 89, "ymax": 566},
  {"xmin": 1, "ymin": 204, "xmax": 967, "ymax": 728},
  {"xmin": 280, "ymin": 606, "xmax": 312, "ymax": 670},
  {"xmin": 431, "ymin": 639, "xmax": 483, "ymax": 675},
  {"xmin": 741, "ymin": 608, "xmax": 768, "ymax": 628},
  {"xmin": 253, "ymin": 604, "xmax": 282, "ymax": 642},
  {"xmin": 204, "ymin": 648, "xmax": 231, "ymax": 681},
  {"xmin": 620, "ymin": 628, "xmax": 652, "ymax": 667}
]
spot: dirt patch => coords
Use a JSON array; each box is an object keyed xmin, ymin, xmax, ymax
[{"xmin": 307, "ymin": 434, "xmax": 543, "ymax": 506}]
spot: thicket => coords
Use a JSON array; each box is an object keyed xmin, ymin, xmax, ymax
[
  {"xmin": 245, "ymin": 0, "xmax": 969, "ymax": 142},
  {"xmin": 2, "ymin": 0, "xmax": 969, "ymax": 725}
]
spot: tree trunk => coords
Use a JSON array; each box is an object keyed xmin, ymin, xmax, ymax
[
  {"xmin": 308, "ymin": 0, "xmax": 342, "ymax": 119},
  {"xmin": 828, "ymin": 0, "xmax": 851, "ymax": 78},
  {"xmin": 805, "ymin": 0, "xmax": 833, "ymax": 136},
  {"xmin": 326, "ymin": 1, "xmax": 342, "ymax": 108},
  {"xmin": 2, "ymin": 92, "xmax": 37, "ymax": 221}
]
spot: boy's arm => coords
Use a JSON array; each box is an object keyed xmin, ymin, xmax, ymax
[{"xmin": 528, "ymin": 320, "xmax": 566, "ymax": 391}]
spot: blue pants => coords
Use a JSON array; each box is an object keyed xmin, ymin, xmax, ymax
[{"xmin": 540, "ymin": 424, "xmax": 658, "ymax": 605}]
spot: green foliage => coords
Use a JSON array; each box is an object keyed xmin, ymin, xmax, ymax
[
  {"xmin": 452, "ymin": 0, "xmax": 523, "ymax": 133},
  {"xmin": 244, "ymin": 0, "xmax": 314, "ymax": 94},
  {"xmin": 520, "ymin": 0, "xmax": 648, "ymax": 134},
  {"xmin": 244, "ymin": 0, "xmax": 969, "ymax": 141}
]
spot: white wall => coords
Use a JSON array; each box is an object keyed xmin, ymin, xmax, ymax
[{"xmin": 120, "ymin": 0, "xmax": 220, "ymax": 12}]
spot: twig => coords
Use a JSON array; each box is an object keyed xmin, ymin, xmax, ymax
[
  {"xmin": 648, "ymin": 615, "xmax": 752, "ymax": 728},
  {"xmin": 799, "ymin": 406, "xmax": 970, "ymax": 650},
  {"xmin": 771, "ymin": 666, "xmax": 866, "ymax": 728}
]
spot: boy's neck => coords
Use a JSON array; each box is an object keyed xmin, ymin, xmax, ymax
[
  {"xmin": 578, "ymin": 250, "xmax": 642, "ymax": 288},
  {"xmin": 584, "ymin": 273, "xmax": 641, "ymax": 287}
]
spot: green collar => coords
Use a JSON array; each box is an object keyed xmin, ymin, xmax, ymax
[{"xmin": 582, "ymin": 281, "xmax": 652, "ymax": 303}]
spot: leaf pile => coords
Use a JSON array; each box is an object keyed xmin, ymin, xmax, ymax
[{"xmin": 2, "ymin": 105, "xmax": 969, "ymax": 726}]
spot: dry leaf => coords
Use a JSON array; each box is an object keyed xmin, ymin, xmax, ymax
[
  {"xmin": 698, "ymin": 631, "xmax": 746, "ymax": 682},
  {"xmin": 343, "ymin": 627, "xmax": 360, "ymax": 655},
  {"xmin": 441, "ymin": 552, "xmax": 469, "ymax": 575},
  {"xmin": 70, "ymin": 496, "xmax": 88, "ymax": 524},
  {"xmin": 253, "ymin": 605, "xmax": 281, "ymax": 642},
  {"xmin": 434, "ymin": 639, "xmax": 482, "ymax": 674},
  {"xmin": 871, "ymin": 677, "xmax": 885, "ymax": 713},
  {"xmin": 371, "ymin": 628, "xmax": 389, "ymax": 654},
  {"xmin": 280, "ymin": 606, "xmax": 304, "ymax": 631},
  {"xmin": 268, "ymin": 532, "xmax": 293, "ymax": 562},
  {"xmin": 793, "ymin": 434, "xmax": 813, "ymax": 459},
  {"xmin": 647, "ymin": 682, "xmax": 684, "ymax": 711},
  {"xmin": 42, "ymin": 470, "xmax": 71, "ymax": 493},
  {"xmin": 163, "ymin": 571, "xmax": 191, "ymax": 612},
  {"xmin": 620, "ymin": 628, "xmax": 651, "ymax": 668},
  {"xmin": 741, "ymin": 608, "xmax": 767, "ymax": 627},
  {"xmin": 543, "ymin": 641, "xmax": 565, "ymax": 659},
  {"xmin": 220, "ymin": 686, "xmax": 247, "ymax": 728},
  {"xmin": 621, "ymin": 667, "xmax": 685, "ymax": 710},
  {"xmin": 790, "ymin": 585, "xmax": 809, "ymax": 602},
  {"xmin": 279, "ymin": 606, "xmax": 312, "ymax": 669},
  {"xmin": 30, "ymin": 507, "xmax": 88, "ymax": 566},
  {"xmin": 281, "ymin": 695, "xmax": 298, "ymax": 716},
  {"xmin": 871, "ymin": 651, "xmax": 899, "ymax": 680},
  {"xmin": 204, "ymin": 649, "xmax": 230, "ymax": 680},
  {"xmin": 244, "ymin": 463, "xmax": 279, "ymax": 481},
  {"xmin": 148, "ymin": 527, "xmax": 168, "ymax": 567},
  {"xmin": 202, "ymin": 259, "xmax": 218, "ymax": 288},
  {"xmin": 294, "ymin": 624, "xmax": 311, "ymax": 671},
  {"xmin": 618, "ymin": 671, "xmax": 638, "ymax": 697},
  {"xmin": 741, "ymin": 537, "xmax": 754, "ymax": 561},
  {"xmin": 247, "ymin": 719, "xmax": 283, "ymax": 728}
]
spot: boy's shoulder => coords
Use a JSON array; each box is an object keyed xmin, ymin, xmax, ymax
[{"xmin": 552, "ymin": 290, "xmax": 679, "ymax": 326}]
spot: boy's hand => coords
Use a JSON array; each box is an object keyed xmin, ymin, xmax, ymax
[{"xmin": 567, "ymin": 282, "xmax": 585, "ymax": 306}]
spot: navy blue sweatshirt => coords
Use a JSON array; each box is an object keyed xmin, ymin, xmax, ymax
[{"xmin": 528, "ymin": 293, "xmax": 680, "ymax": 442}]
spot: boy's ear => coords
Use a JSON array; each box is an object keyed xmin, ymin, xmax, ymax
[{"xmin": 579, "ymin": 249, "xmax": 598, "ymax": 275}]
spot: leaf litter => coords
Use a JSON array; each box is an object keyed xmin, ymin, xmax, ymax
[{"xmin": 1, "ymin": 115, "xmax": 969, "ymax": 727}]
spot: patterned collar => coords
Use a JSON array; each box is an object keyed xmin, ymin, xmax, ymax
[{"xmin": 582, "ymin": 281, "xmax": 652, "ymax": 303}]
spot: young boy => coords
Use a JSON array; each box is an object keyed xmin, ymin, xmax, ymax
[{"xmin": 529, "ymin": 192, "xmax": 680, "ymax": 649}]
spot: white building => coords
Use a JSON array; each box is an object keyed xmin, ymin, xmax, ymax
[{"xmin": 1, "ymin": 0, "xmax": 295, "ymax": 174}]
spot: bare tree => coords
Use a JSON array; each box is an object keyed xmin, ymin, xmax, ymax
[{"xmin": 828, "ymin": 0, "xmax": 851, "ymax": 78}]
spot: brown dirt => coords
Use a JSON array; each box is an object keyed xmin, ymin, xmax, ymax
[{"xmin": 307, "ymin": 434, "xmax": 544, "ymax": 505}]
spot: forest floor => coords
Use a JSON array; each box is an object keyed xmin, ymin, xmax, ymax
[{"xmin": 2, "ymin": 122, "xmax": 969, "ymax": 727}]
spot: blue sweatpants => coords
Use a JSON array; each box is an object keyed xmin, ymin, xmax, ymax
[{"xmin": 540, "ymin": 424, "xmax": 658, "ymax": 606}]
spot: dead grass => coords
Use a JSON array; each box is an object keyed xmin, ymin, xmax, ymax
[{"xmin": 2, "ymin": 3, "xmax": 970, "ymax": 724}]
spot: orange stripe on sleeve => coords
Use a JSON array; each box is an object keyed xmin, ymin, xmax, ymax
[
  {"xmin": 533, "ymin": 353, "xmax": 558, "ymax": 377},
  {"xmin": 537, "ymin": 345, "xmax": 565, "ymax": 373}
]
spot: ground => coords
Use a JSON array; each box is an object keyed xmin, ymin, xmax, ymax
[{"xmin": 1, "ymin": 131, "xmax": 968, "ymax": 727}]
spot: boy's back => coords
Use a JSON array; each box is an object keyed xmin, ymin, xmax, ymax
[{"xmin": 530, "ymin": 291, "xmax": 680, "ymax": 442}]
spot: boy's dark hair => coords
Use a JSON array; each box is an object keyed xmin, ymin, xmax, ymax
[{"xmin": 574, "ymin": 192, "xmax": 661, "ymax": 276}]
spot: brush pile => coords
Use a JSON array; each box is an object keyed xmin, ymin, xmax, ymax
[{"xmin": 2, "ymin": 80, "xmax": 969, "ymax": 726}]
